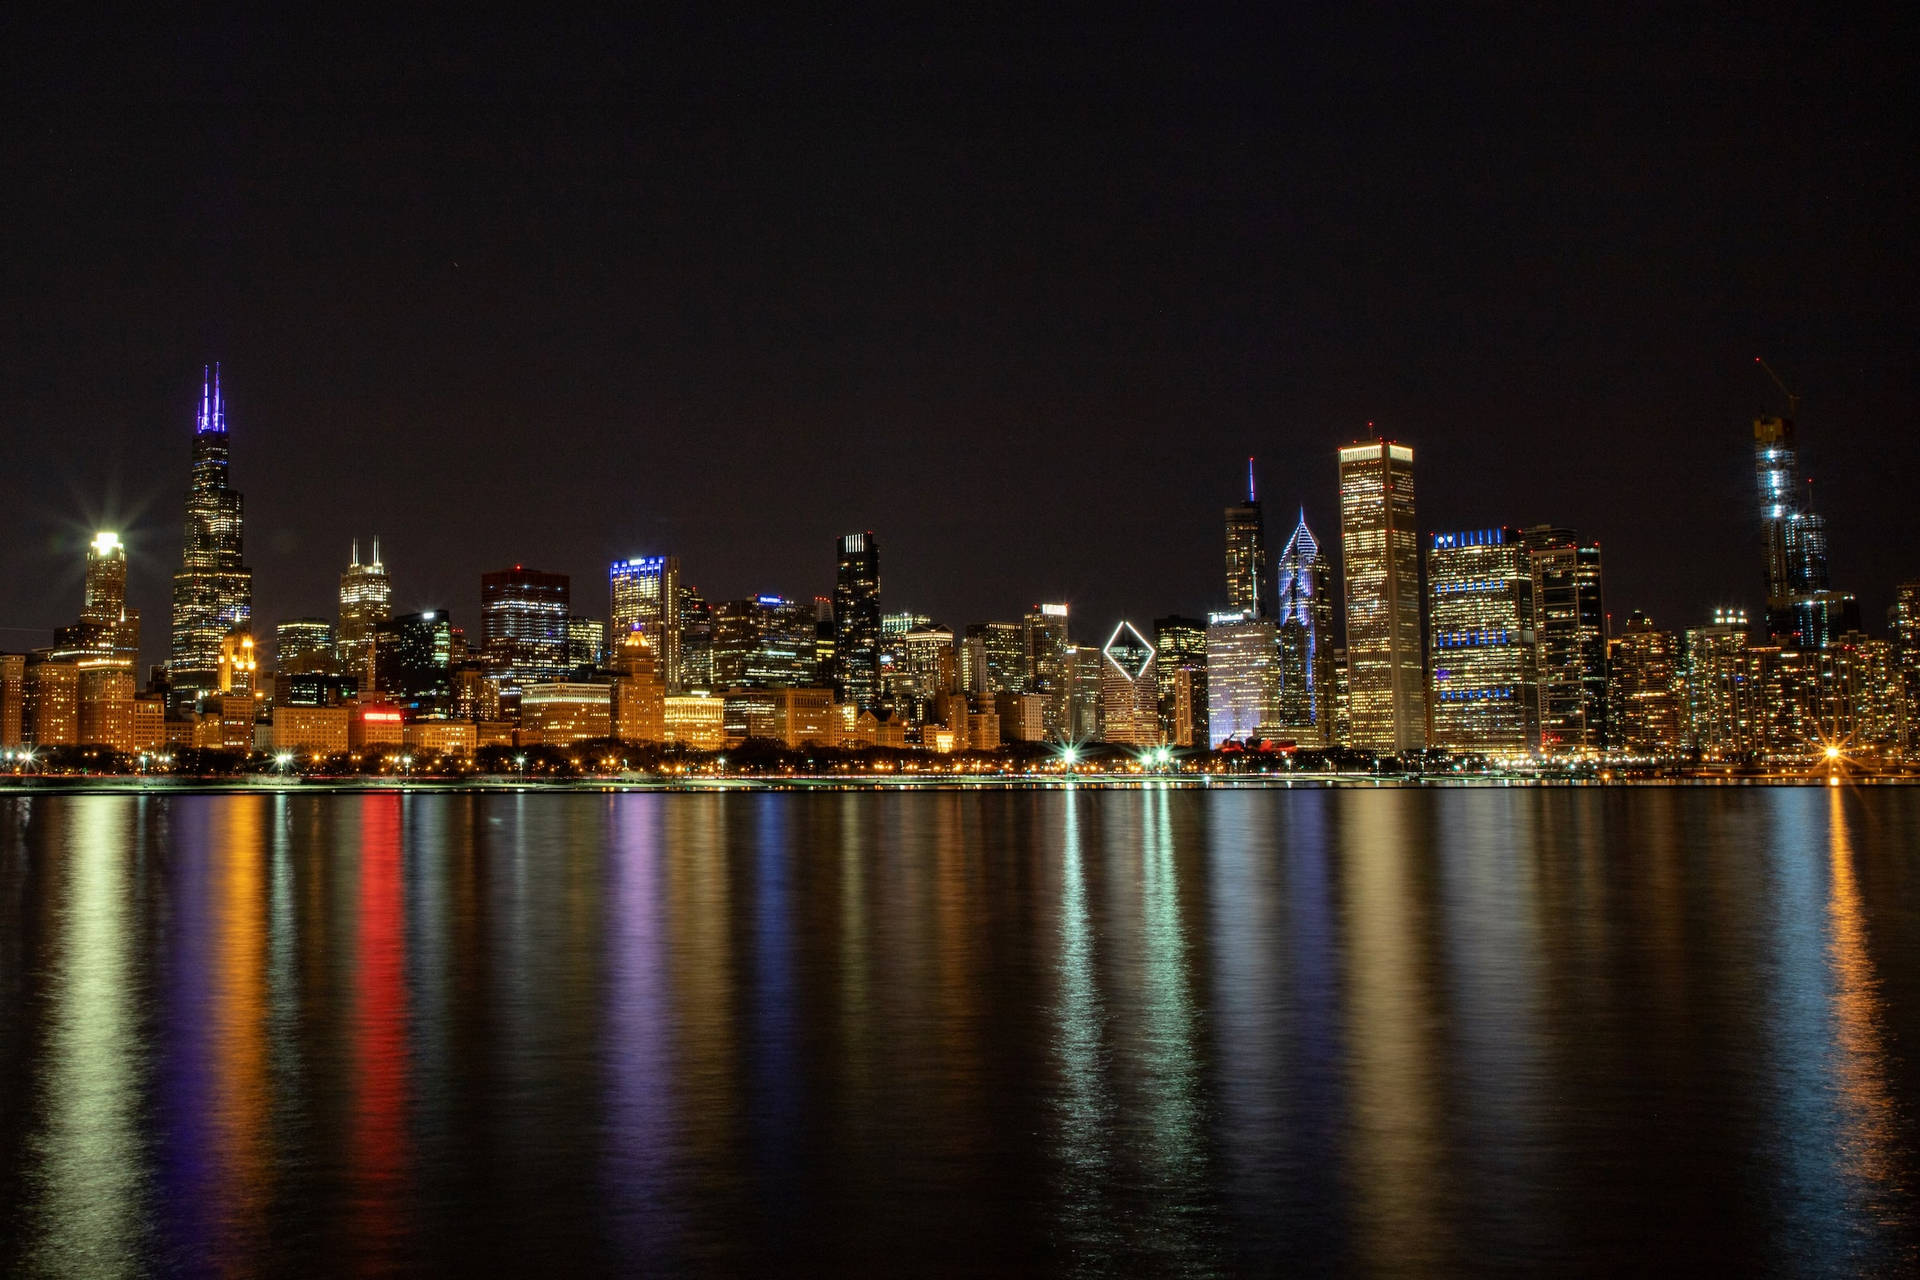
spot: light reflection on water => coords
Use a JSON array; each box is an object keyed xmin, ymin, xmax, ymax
[{"xmin": 2, "ymin": 788, "xmax": 1919, "ymax": 1276}]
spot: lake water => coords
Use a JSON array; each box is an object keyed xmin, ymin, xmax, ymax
[{"xmin": 3, "ymin": 787, "xmax": 1919, "ymax": 1276}]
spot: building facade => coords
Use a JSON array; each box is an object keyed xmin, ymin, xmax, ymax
[
  {"xmin": 1522, "ymin": 526, "xmax": 1607, "ymax": 754},
  {"xmin": 1273, "ymin": 512, "xmax": 1335, "ymax": 747},
  {"xmin": 1205, "ymin": 612, "xmax": 1279, "ymax": 748},
  {"xmin": 1099, "ymin": 621, "xmax": 1160, "ymax": 746},
  {"xmin": 1338, "ymin": 440, "xmax": 1425, "ymax": 752},
  {"xmin": 481, "ymin": 566, "xmax": 572, "ymax": 694},
  {"xmin": 1427, "ymin": 527, "xmax": 1538, "ymax": 755},
  {"xmin": 609, "ymin": 556, "xmax": 683, "ymax": 689},
  {"xmin": 832, "ymin": 532, "xmax": 882, "ymax": 711},
  {"xmin": 170, "ymin": 367, "xmax": 253, "ymax": 709},
  {"xmin": 1608, "ymin": 612, "xmax": 1683, "ymax": 757},
  {"xmin": 337, "ymin": 538, "xmax": 392, "ymax": 691}
]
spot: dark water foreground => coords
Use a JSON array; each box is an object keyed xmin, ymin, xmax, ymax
[{"xmin": 2, "ymin": 789, "xmax": 1918, "ymax": 1277}]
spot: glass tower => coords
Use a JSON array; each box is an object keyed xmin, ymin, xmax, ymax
[
  {"xmin": 481, "ymin": 566, "xmax": 572, "ymax": 693},
  {"xmin": 1273, "ymin": 511, "xmax": 1334, "ymax": 746},
  {"xmin": 832, "ymin": 532, "xmax": 882, "ymax": 710},
  {"xmin": 337, "ymin": 537, "xmax": 393, "ymax": 691},
  {"xmin": 1426, "ymin": 527, "xmax": 1538, "ymax": 755},
  {"xmin": 169, "ymin": 366, "xmax": 253, "ymax": 710}
]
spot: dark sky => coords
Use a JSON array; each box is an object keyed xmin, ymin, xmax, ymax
[{"xmin": 3, "ymin": 9, "xmax": 1914, "ymax": 669}]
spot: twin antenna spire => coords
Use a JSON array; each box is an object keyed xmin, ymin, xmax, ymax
[{"xmin": 349, "ymin": 536, "xmax": 383, "ymax": 568}]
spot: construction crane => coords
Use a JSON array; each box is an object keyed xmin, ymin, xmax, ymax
[{"xmin": 1755, "ymin": 356, "xmax": 1800, "ymax": 419}]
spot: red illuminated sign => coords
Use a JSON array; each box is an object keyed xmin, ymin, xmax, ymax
[{"xmin": 362, "ymin": 711, "xmax": 403, "ymax": 723}]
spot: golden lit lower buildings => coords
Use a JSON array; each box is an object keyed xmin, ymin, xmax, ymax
[
  {"xmin": 664, "ymin": 692, "xmax": 726, "ymax": 750},
  {"xmin": 272, "ymin": 705, "xmax": 352, "ymax": 755},
  {"xmin": 519, "ymin": 683, "xmax": 612, "ymax": 746}
]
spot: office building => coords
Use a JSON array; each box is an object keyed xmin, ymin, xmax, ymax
[
  {"xmin": 169, "ymin": 367, "xmax": 253, "ymax": 709},
  {"xmin": 963, "ymin": 621, "xmax": 1027, "ymax": 697},
  {"xmin": 520, "ymin": 683, "xmax": 613, "ymax": 746},
  {"xmin": 481, "ymin": 566, "xmax": 571, "ymax": 693},
  {"xmin": 276, "ymin": 618, "xmax": 337, "ymax": 675},
  {"xmin": 1895, "ymin": 581, "xmax": 1920, "ymax": 755},
  {"xmin": 1025, "ymin": 604, "xmax": 1072, "ymax": 737},
  {"xmin": 712, "ymin": 596, "xmax": 818, "ymax": 688},
  {"xmin": 1522, "ymin": 526, "xmax": 1608, "ymax": 754},
  {"xmin": 1, "ymin": 654, "xmax": 24, "ymax": 747},
  {"xmin": 1608, "ymin": 612, "xmax": 1683, "ymax": 757},
  {"xmin": 1427, "ymin": 528, "xmax": 1538, "ymax": 755},
  {"xmin": 1152, "ymin": 615, "xmax": 1208, "ymax": 747},
  {"xmin": 1681, "ymin": 610, "xmax": 1756, "ymax": 760},
  {"xmin": 612, "ymin": 629, "xmax": 667, "ymax": 744},
  {"xmin": 721, "ymin": 687, "xmax": 836, "ymax": 749},
  {"xmin": 1066, "ymin": 644, "xmax": 1105, "ymax": 742},
  {"xmin": 678, "ymin": 586, "xmax": 713, "ymax": 690},
  {"xmin": 1100, "ymin": 621, "xmax": 1160, "ymax": 746},
  {"xmin": 568, "ymin": 616, "xmax": 606, "ymax": 675},
  {"xmin": 993, "ymin": 691, "xmax": 1048, "ymax": 743},
  {"xmin": 1225, "ymin": 460, "xmax": 1268, "ymax": 619},
  {"xmin": 25, "ymin": 658, "xmax": 80, "ymax": 747},
  {"xmin": 272, "ymin": 705, "xmax": 352, "ymax": 756},
  {"xmin": 62, "ymin": 532, "xmax": 140, "ymax": 667},
  {"xmin": 1339, "ymin": 439, "xmax": 1425, "ymax": 752},
  {"xmin": 1273, "ymin": 511, "xmax": 1335, "ymax": 746},
  {"xmin": 337, "ymin": 538, "xmax": 392, "ymax": 690},
  {"xmin": 832, "ymin": 532, "xmax": 882, "ymax": 710},
  {"xmin": 1205, "ymin": 612, "xmax": 1278, "ymax": 748},
  {"xmin": 374, "ymin": 611, "xmax": 455, "ymax": 716},
  {"xmin": 663, "ymin": 693, "xmax": 726, "ymax": 750},
  {"xmin": 609, "ymin": 556, "xmax": 683, "ymax": 688}
]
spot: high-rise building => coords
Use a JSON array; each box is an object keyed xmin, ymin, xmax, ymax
[
  {"xmin": 1608, "ymin": 611, "xmax": 1683, "ymax": 757},
  {"xmin": 1205, "ymin": 611, "xmax": 1279, "ymax": 748},
  {"xmin": 1100, "ymin": 621, "xmax": 1160, "ymax": 746},
  {"xmin": 1754, "ymin": 406, "xmax": 1860, "ymax": 649},
  {"xmin": 963, "ymin": 622, "xmax": 1027, "ymax": 698},
  {"xmin": 1273, "ymin": 511, "xmax": 1335, "ymax": 746},
  {"xmin": 1225, "ymin": 459, "xmax": 1268, "ymax": 619},
  {"xmin": 611, "ymin": 629, "xmax": 667, "ymax": 744},
  {"xmin": 337, "ymin": 538, "xmax": 392, "ymax": 691},
  {"xmin": 888, "ymin": 627, "xmax": 957, "ymax": 724},
  {"xmin": 712, "ymin": 596, "xmax": 818, "ymax": 689},
  {"xmin": 679, "ymin": 586, "xmax": 713, "ymax": 690},
  {"xmin": 609, "ymin": 556, "xmax": 683, "ymax": 689},
  {"xmin": 1152, "ymin": 615, "xmax": 1208, "ymax": 747},
  {"xmin": 481, "ymin": 566, "xmax": 572, "ymax": 694},
  {"xmin": 77, "ymin": 532, "xmax": 140, "ymax": 665},
  {"xmin": 1338, "ymin": 439, "xmax": 1424, "ymax": 752},
  {"xmin": 24, "ymin": 658, "xmax": 79, "ymax": 747},
  {"xmin": 1024, "ymin": 604, "xmax": 1072, "ymax": 737},
  {"xmin": 568, "ymin": 616, "xmax": 606, "ymax": 675},
  {"xmin": 1894, "ymin": 581, "xmax": 1920, "ymax": 756},
  {"xmin": 1066, "ymin": 644, "xmax": 1105, "ymax": 743},
  {"xmin": 1681, "ymin": 610, "xmax": 1756, "ymax": 760},
  {"xmin": 169, "ymin": 367, "xmax": 253, "ymax": 710},
  {"xmin": 1, "ymin": 654, "xmax": 24, "ymax": 747},
  {"xmin": 373, "ymin": 610, "xmax": 455, "ymax": 716},
  {"xmin": 1522, "ymin": 526, "xmax": 1608, "ymax": 755},
  {"xmin": 832, "ymin": 532, "xmax": 882, "ymax": 711},
  {"xmin": 275, "ymin": 618, "xmax": 337, "ymax": 675},
  {"xmin": 1427, "ymin": 528, "xmax": 1538, "ymax": 755}
]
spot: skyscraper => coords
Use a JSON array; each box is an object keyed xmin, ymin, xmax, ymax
[
  {"xmin": 1224, "ymin": 459, "xmax": 1267, "ymax": 619},
  {"xmin": 1522, "ymin": 526, "xmax": 1608, "ymax": 754},
  {"xmin": 1755, "ymin": 404, "xmax": 1860, "ymax": 649},
  {"xmin": 1682, "ymin": 609, "xmax": 1756, "ymax": 760},
  {"xmin": 1152, "ymin": 615, "xmax": 1208, "ymax": 747},
  {"xmin": 481, "ymin": 566, "xmax": 572, "ymax": 694},
  {"xmin": 1205, "ymin": 611, "xmax": 1279, "ymax": 748},
  {"xmin": 275, "ymin": 618, "xmax": 337, "ymax": 675},
  {"xmin": 337, "ymin": 538, "xmax": 392, "ymax": 691},
  {"xmin": 169, "ymin": 366, "xmax": 253, "ymax": 710},
  {"xmin": 374, "ymin": 611, "xmax": 455, "ymax": 716},
  {"xmin": 1338, "ymin": 439, "xmax": 1424, "ymax": 753},
  {"xmin": 609, "ymin": 556, "xmax": 683, "ymax": 689},
  {"xmin": 1100, "ymin": 621, "xmax": 1160, "ymax": 746},
  {"xmin": 1894, "ymin": 581, "xmax": 1920, "ymax": 756},
  {"xmin": 1273, "ymin": 511, "xmax": 1334, "ymax": 746},
  {"xmin": 1608, "ymin": 612, "xmax": 1683, "ymax": 757},
  {"xmin": 832, "ymin": 532, "xmax": 882, "ymax": 710},
  {"xmin": 1426, "ymin": 528, "xmax": 1538, "ymax": 755}
]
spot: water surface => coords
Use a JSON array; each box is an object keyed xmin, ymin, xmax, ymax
[{"xmin": 3, "ymin": 788, "xmax": 1918, "ymax": 1275}]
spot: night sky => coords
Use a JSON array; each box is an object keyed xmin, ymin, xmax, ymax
[{"xmin": 4, "ymin": 10, "xmax": 1914, "ymax": 670}]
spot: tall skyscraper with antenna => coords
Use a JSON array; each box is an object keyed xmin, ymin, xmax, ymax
[
  {"xmin": 169, "ymin": 366, "xmax": 253, "ymax": 711},
  {"xmin": 1224, "ymin": 458, "xmax": 1267, "ymax": 619},
  {"xmin": 338, "ymin": 536, "xmax": 393, "ymax": 692}
]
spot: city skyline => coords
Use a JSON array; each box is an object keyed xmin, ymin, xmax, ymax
[
  {"xmin": 5, "ymin": 362, "xmax": 1907, "ymax": 680},
  {"xmin": 5, "ymin": 12, "xmax": 1915, "ymax": 662}
]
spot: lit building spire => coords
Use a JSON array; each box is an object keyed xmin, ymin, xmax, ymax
[{"xmin": 196, "ymin": 363, "xmax": 226, "ymax": 434}]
